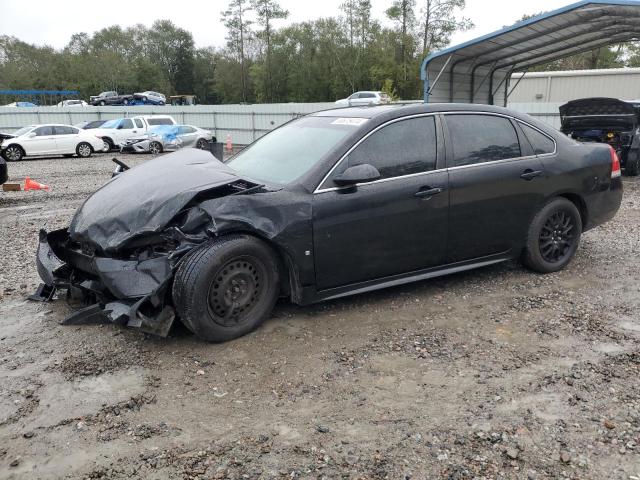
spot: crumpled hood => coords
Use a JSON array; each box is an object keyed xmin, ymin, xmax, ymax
[{"xmin": 69, "ymin": 149, "xmax": 247, "ymax": 253}]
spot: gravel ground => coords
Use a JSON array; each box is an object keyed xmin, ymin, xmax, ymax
[{"xmin": 1, "ymin": 152, "xmax": 640, "ymax": 480}]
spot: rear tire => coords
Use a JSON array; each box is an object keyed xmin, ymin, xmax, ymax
[
  {"xmin": 99, "ymin": 101, "xmax": 106, "ymax": 106},
  {"xmin": 76, "ymin": 142, "xmax": 92, "ymax": 158},
  {"xmin": 196, "ymin": 138, "xmax": 208, "ymax": 150},
  {"xmin": 102, "ymin": 138, "xmax": 114, "ymax": 152},
  {"xmin": 625, "ymin": 154, "xmax": 640, "ymax": 176},
  {"xmin": 173, "ymin": 235, "xmax": 280, "ymax": 343},
  {"xmin": 523, "ymin": 198, "xmax": 582, "ymax": 273}
]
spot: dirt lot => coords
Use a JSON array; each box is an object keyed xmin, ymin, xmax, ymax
[{"xmin": 1, "ymin": 152, "xmax": 639, "ymax": 480}]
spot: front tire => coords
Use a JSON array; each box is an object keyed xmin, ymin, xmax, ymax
[
  {"xmin": 99, "ymin": 101, "xmax": 106, "ymax": 106},
  {"xmin": 149, "ymin": 141, "xmax": 162, "ymax": 155},
  {"xmin": 76, "ymin": 142, "xmax": 92, "ymax": 158},
  {"xmin": 3, "ymin": 145, "xmax": 24, "ymax": 162},
  {"xmin": 196, "ymin": 138, "xmax": 208, "ymax": 150},
  {"xmin": 523, "ymin": 198, "xmax": 582, "ymax": 273},
  {"xmin": 173, "ymin": 235, "xmax": 280, "ymax": 342},
  {"xmin": 102, "ymin": 138, "xmax": 114, "ymax": 152}
]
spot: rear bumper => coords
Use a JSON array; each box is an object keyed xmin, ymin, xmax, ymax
[{"xmin": 33, "ymin": 229, "xmax": 176, "ymax": 336}]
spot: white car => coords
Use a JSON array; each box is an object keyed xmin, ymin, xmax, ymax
[
  {"xmin": 0, "ymin": 124, "xmax": 105, "ymax": 161},
  {"xmin": 92, "ymin": 115, "xmax": 177, "ymax": 151},
  {"xmin": 56, "ymin": 100, "xmax": 88, "ymax": 107},
  {"xmin": 133, "ymin": 91, "xmax": 166, "ymax": 105},
  {"xmin": 334, "ymin": 91, "xmax": 391, "ymax": 107}
]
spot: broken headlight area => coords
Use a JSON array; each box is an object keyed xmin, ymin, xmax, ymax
[{"xmin": 30, "ymin": 211, "xmax": 215, "ymax": 337}]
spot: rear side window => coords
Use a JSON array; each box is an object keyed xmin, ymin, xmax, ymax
[
  {"xmin": 179, "ymin": 126, "xmax": 196, "ymax": 134},
  {"xmin": 147, "ymin": 117, "xmax": 173, "ymax": 126},
  {"xmin": 347, "ymin": 116, "xmax": 437, "ymax": 179},
  {"xmin": 54, "ymin": 126, "xmax": 77, "ymax": 135},
  {"xmin": 360, "ymin": 93, "xmax": 376, "ymax": 98},
  {"xmin": 519, "ymin": 123, "xmax": 556, "ymax": 155},
  {"xmin": 446, "ymin": 114, "xmax": 521, "ymax": 167},
  {"xmin": 35, "ymin": 126, "xmax": 53, "ymax": 136}
]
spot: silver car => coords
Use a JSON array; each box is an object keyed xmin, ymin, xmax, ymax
[{"xmin": 121, "ymin": 125, "xmax": 213, "ymax": 154}]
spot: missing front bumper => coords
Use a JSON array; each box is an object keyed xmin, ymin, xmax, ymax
[{"xmin": 31, "ymin": 228, "xmax": 176, "ymax": 337}]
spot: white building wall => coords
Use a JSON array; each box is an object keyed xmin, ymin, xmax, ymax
[{"xmin": 509, "ymin": 68, "xmax": 640, "ymax": 104}]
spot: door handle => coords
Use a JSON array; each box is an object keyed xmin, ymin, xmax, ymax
[
  {"xmin": 414, "ymin": 187, "xmax": 443, "ymax": 199},
  {"xmin": 520, "ymin": 169, "xmax": 543, "ymax": 181}
]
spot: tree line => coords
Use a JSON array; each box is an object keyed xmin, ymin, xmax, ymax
[{"xmin": 0, "ymin": 2, "xmax": 638, "ymax": 105}]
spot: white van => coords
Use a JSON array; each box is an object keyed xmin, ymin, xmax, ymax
[{"xmin": 92, "ymin": 115, "xmax": 176, "ymax": 151}]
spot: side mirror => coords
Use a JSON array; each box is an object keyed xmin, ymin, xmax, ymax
[
  {"xmin": 28, "ymin": 132, "xmax": 37, "ymax": 138},
  {"xmin": 333, "ymin": 163, "xmax": 381, "ymax": 186}
]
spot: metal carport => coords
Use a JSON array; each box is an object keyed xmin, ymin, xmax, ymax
[{"xmin": 421, "ymin": 0, "xmax": 640, "ymax": 105}]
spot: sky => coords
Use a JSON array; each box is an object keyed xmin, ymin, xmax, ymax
[{"xmin": 0, "ymin": 0, "xmax": 572, "ymax": 51}]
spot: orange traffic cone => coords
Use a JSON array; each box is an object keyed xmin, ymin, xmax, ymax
[
  {"xmin": 226, "ymin": 134, "xmax": 233, "ymax": 152},
  {"xmin": 24, "ymin": 177, "xmax": 50, "ymax": 191}
]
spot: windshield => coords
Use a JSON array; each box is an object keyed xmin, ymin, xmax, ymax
[
  {"xmin": 227, "ymin": 116, "xmax": 358, "ymax": 185},
  {"xmin": 14, "ymin": 126, "xmax": 34, "ymax": 136},
  {"xmin": 101, "ymin": 119, "xmax": 122, "ymax": 129}
]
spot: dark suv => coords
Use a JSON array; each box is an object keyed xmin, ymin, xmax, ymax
[{"xmin": 560, "ymin": 97, "xmax": 640, "ymax": 176}]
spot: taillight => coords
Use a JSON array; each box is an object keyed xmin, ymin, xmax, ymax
[{"xmin": 610, "ymin": 146, "xmax": 621, "ymax": 179}]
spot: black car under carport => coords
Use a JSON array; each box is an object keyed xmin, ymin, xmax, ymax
[
  {"xmin": 560, "ymin": 97, "xmax": 640, "ymax": 176},
  {"xmin": 32, "ymin": 103, "xmax": 623, "ymax": 343}
]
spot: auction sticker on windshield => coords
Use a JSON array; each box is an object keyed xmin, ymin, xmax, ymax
[{"xmin": 331, "ymin": 118, "xmax": 368, "ymax": 126}]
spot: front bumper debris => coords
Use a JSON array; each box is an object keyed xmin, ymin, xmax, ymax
[{"xmin": 31, "ymin": 228, "xmax": 176, "ymax": 337}]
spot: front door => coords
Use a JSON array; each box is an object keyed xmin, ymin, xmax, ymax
[
  {"xmin": 27, "ymin": 126, "xmax": 58, "ymax": 155},
  {"xmin": 443, "ymin": 113, "xmax": 548, "ymax": 263},
  {"xmin": 313, "ymin": 115, "xmax": 449, "ymax": 290}
]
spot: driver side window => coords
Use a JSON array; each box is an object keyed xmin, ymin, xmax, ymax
[{"xmin": 345, "ymin": 116, "xmax": 438, "ymax": 180}]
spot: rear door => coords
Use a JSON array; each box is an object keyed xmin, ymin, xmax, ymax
[
  {"xmin": 443, "ymin": 113, "xmax": 548, "ymax": 263},
  {"xmin": 177, "ymin": 126, "xmax": 198, "ymax": 147},
  {"xmin": 313, "ymin": 114, "xmax": 449, "ymax": 289},
  {"xmin": 53, "ymin": 126, "xmax": 80, "ymax": 153}
]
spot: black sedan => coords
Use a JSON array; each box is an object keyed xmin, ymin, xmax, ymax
[{"xmin": 33, "ymin": 104, "xmax": 622, "ymax": 342}]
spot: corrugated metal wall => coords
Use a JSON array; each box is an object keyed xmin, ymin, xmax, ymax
[
  {"xmin": 507, "ymin": 102, "xmax": 562, "ymax": 129},
  {"xmin": 0, "ymin": 103, "xmax": 335, "ymax": 145},
  {"xmin": 509, "ymin": 68, "xmax": 640, "ymax": 104}
]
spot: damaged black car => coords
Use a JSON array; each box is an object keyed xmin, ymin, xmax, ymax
[
  {"xmin": 560, "ymin": 97, "xmax": 640, "ymax": 176},
  {"xmin": 34, "ymin": 104, "xmax": 622, "ymax": 342}
]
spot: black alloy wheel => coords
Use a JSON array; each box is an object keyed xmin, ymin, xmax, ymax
[
  {"xmin": 196, "ymin": 138, "xmax": 208, "ymax": 150},
  {"xmin": 538, "ymin": 211, "xmax": 576, "ymax": 264},
  {"xmin": 523, "ymin": 197, "xmax": 582, "ymax": 273}
]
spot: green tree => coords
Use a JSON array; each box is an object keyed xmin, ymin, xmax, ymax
[{"xmin": 222, "ymin": 0, "xmax": 253, "ymax": 102}]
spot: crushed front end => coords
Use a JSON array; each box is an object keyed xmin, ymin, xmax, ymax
[{"xmin": 32, "ymin": 227, "xmax": 195, "ymax": 336}]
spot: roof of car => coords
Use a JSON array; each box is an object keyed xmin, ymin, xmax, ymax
[{"xmin": 313, "ymin": 103, "xmax": 517, "ymax": 119}]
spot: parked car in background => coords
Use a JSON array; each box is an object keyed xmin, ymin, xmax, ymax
[
  {"xmin": 170, "ymin": 95, "xmax": 197, "ymax": 106},
  {"xmin": 34, "ymin": 104, "xmax": 622, "ymax": 342},
  {"xmin": 560, "ymin": 97, "xmax": 640, "ymax": 176},
  {"xmin": 56, "ymin": 100, "xmax": 88, "ymax": 107},
  {"xmin": 0, "ymin": 124, "xmax": 105, "ymax": 161},
  {"xmin": 0, "ymin": 156, "xmax": 7, "ymax": 184},
  {"xmin": 89, "ymin": 91, "xmax": 134, "ymax": 106},
  {"xmin": 335, "ymin": 91, "xmax": 391, "ymax": 107},
  {"xmin": 75, "ymin": 120, "xmax": 109, "ymax": 130},
  {"xmin": 133, "ymin": 91, "xmax": 166, "ymax": 105},
  {"xmin": 92, "ymin": 115, "xmax": 177, "ymax": 151},
  {"xmin": 3, "ymin": 102, "xmax": 38, "ymax": 107},
  {"xmin": 121, "ymin": 124, "xmax": 214, "ymax": 154}
]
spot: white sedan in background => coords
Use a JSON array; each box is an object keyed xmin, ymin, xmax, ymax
[
  {"xmin": 0, "ymin": 124, "xmax": 105, "ymax": 161},
  {"xmin": 56, "ymin": 100, "xmax": 88, "ymax": 107},
  {"xmin": 335, "ymin": 91, "xmax": 391, "ymax": 107}
]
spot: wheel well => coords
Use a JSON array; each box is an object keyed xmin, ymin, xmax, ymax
[
  {"xmin": 77, "ymin": 141, "xmax": 93, "ymax": 152},
  {"xmin": 4, "ymin": 144, "xmax": 25, "ymax": 155},
  {"xmin": 557, "ymin": 193, "xmax": 588, "ymax": 230},
  {"xmin": 102, "ymin": 137, "xmax": 114, "ymax": 146},
  {"xmin": 212, "ymin": 231, "xmax": 297, "ymax": 302}
]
